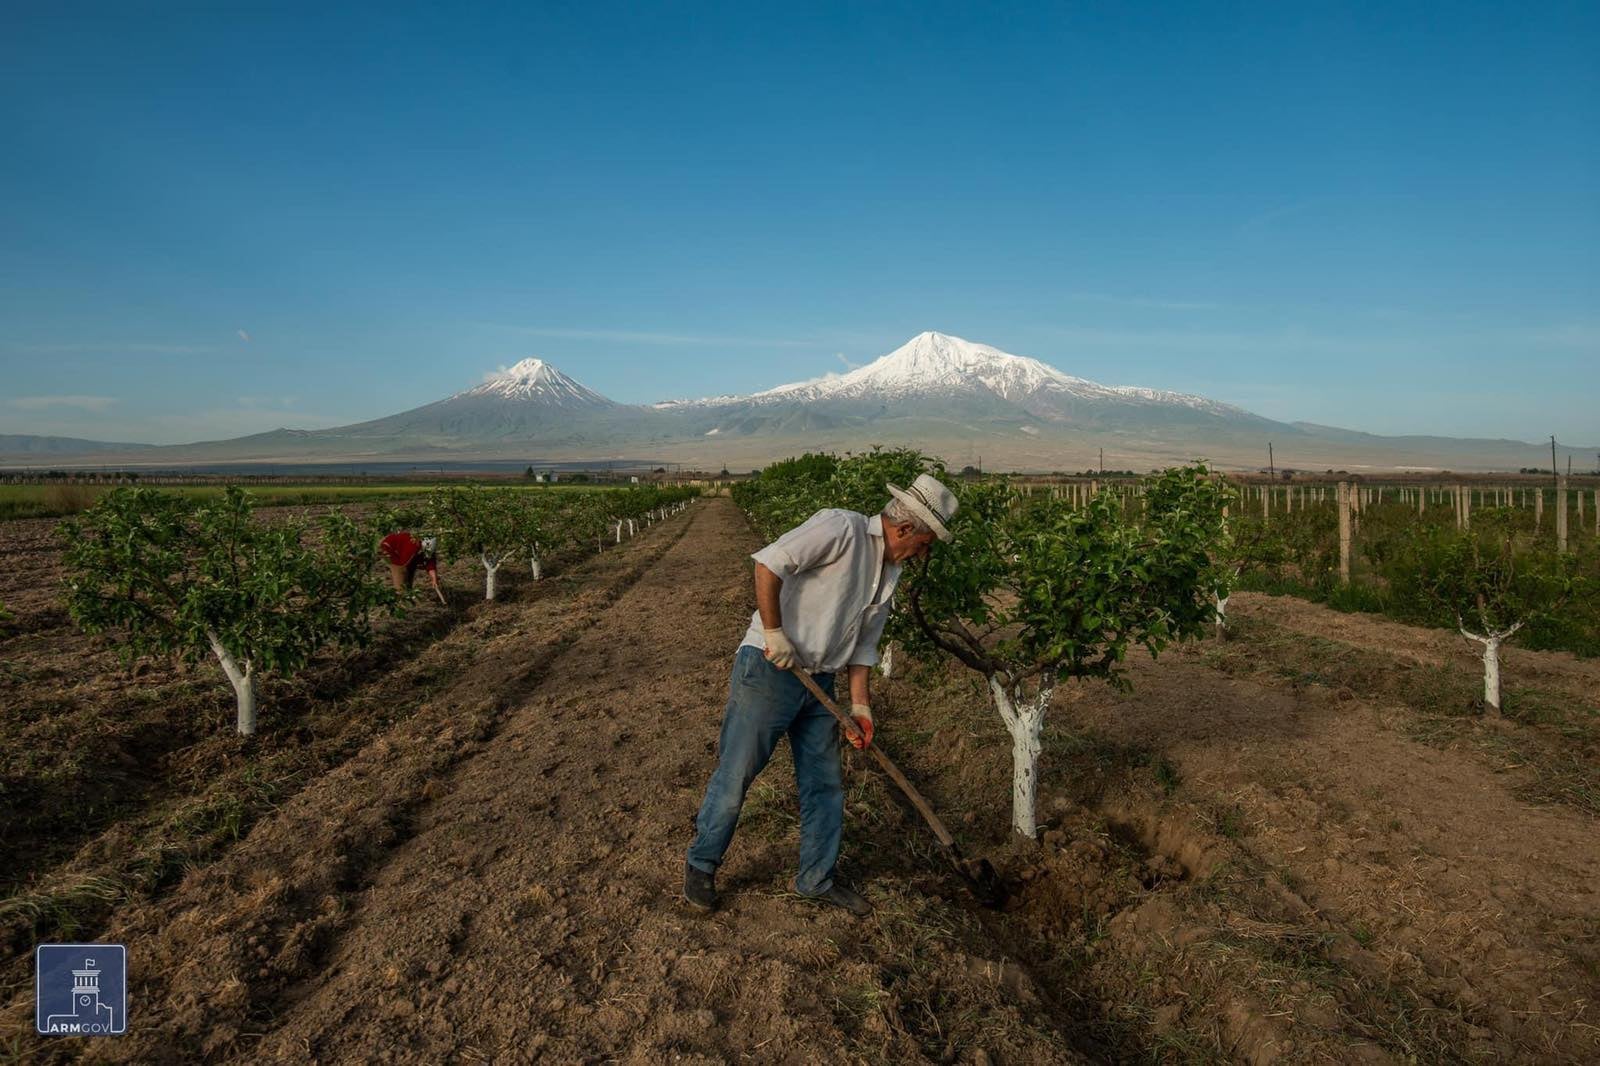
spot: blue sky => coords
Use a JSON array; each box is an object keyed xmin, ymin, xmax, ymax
[{"xmin": 2, "ymin": 2, "xmax": 1596, "ymax": 445}]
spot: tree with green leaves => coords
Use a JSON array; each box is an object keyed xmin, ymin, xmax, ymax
[
  {"xmin": 1405, "ymin": 520, "xmax": 1581, "ymax": 714},
  {"xmin": 60, "ymin": 487, "xmax": 396, "ymax": 735},
  {"xmin": 904, "ymin": 464, "xmax": 1227, "ymax": 837},
  {"xmin": 427, "ymin": 485, "xmax": 526, "ymax": 600}
]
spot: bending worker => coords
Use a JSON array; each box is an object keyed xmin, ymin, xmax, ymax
[
  {"xmin": 684, "ymin": 474, "xmax": 958, "ymax": 917},
  {"xmin": 379, "ymin": 530, "xmax": 446, "ymax": 604}
]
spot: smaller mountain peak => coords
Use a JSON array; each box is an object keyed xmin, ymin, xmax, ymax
[{"xmin": 463, "ymin": 357, "xmax": 615, "ymax": 407}]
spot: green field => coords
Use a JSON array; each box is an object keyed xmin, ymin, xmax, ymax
[{"xmin": 0, "ymin": 481, "xmax": 624, "ymax": 521}]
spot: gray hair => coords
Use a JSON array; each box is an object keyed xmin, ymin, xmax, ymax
[{"xmin": 882, "ymin": 498, "xmax": 933, "ymax": 535}]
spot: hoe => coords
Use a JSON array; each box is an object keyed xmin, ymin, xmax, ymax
[{"xmin": 789, "ymin": 667, "xmax": 1007, "ymax": 908}]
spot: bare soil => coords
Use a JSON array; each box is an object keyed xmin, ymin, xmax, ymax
[{"xmin": 2, "ymin": 500, "xmax": 1596, "ymax": 1063}]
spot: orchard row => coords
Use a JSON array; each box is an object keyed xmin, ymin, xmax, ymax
[{"xmin": 58, "ymin": 484, "xmax": 698, "ymax": 735}]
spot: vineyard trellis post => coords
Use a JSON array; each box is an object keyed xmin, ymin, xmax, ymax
[
  {"xmin": 1556, "ymin": 476, "xmax": 1569, "ymax": 554},
  {"xmin": 1338, "ymin": 481, "xmax": 1351, "ymax": 585}
]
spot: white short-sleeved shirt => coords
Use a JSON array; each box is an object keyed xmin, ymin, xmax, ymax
[{"xmin": 740, "ymin": 508, "xmax": 901, "ymax": 673}]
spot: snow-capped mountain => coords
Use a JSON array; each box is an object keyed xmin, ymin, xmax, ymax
[
  {"xmin": 21, "ymin": 332, "xmax": 1588, "ymax": 473},
  {"xmin": 660, "ymin": 332, "xmax": 1244, "ymax": 417},
  {"xmin": 317, "ymin": 356, "xmax": 618, "ymax": 445},
  {"xmin": 460, "ymin": 358, "xmax": 614, "ymax": 408},
  {"xmin": 656, "ymin": 332, "xmax": 1265, "ymax": 444}
]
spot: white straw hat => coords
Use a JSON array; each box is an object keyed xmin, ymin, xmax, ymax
[{"xmin": 885, "ymin": 474, "xmax": 959, "ymax": 542}]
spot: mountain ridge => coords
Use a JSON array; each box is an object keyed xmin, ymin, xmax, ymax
[{"xmin": 3, "ymin": 332, "xmax": 1594, "ymax": 472}]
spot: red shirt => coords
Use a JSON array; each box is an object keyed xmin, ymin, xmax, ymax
[{"xmin": 380, "ymin": 532, "xmax": 436, "ymax": 571}]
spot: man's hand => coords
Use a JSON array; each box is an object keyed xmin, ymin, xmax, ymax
[
  {"xmin": 762, "ymin": 627, "xmax": 798, "ymax": 670},
  {"xmin": 847, "ymin": 703, "xmax": 874, "ymax": 750}
]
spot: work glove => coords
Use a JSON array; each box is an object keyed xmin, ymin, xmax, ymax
[
  {"xmin": 762, "ymin": 627, "xmax": 798, "ymax": 670},
  {"xmin": 847, "ymin": 703, "xmax": 874, "ymax": 750}
]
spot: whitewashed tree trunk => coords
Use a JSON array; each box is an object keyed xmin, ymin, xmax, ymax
[
  {"xmin": 481, "ymin": 553, "xmax": 501, "ymax": 600},
  {"xmin": 614, "ymin": 521, "xmax": 624, "ymax": 544},
  {"xmin": 880, "ymin": 642, "xmax": 895, "ymax": 679},
  {"xmin": 1215, "ymin": 589, "xmax": 1229, "ymax": 639},
  {"xmin": 530, "ymin": 545, "xmax": 542, "ymax": 581},
  {"xmin": 1461, "ymin": 622, "xmax": 1522, "ymax": 714},
  {"xmin": 207, "ymin": 629, "xmax": 258, "ymax": 736},
  {"xmin": 988, "ymin": 677, "xmax": 1054, "ymax": 839},
  {"xmin": 628, "ymin": 518, "xmax": 636, "ymax": 537}
]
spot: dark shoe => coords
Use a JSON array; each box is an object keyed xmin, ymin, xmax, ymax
[
  {"xmin": 684, "ymin": 863, "xmax": 718, "ymax": 912},
  {"xmin": 798, "ymin": 880, "xmax": 872, "ymax": 918}
]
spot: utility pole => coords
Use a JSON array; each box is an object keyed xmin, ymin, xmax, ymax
[
  {"xmin": 1268, "ymin": 442, "xmax": 1275, "ymax": 482},
  {"xmin": 1551, "ymin": 436, "xmax": 1559, "ymax": 490},
  {"xmin": 1098, "ymin": 447, "xmax": 1104, "ymax": 475}
]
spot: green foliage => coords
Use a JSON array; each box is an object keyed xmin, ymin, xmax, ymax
[
  {"xmin": 423, "ymin": 482, "xmax": 695, "ymax": 595},
  {"xmin": 733, "ymin": 452, "xmax": 841, "ymax": 541},
  {"xmin": 1397, "ymin": 518, "xmax": 1582, "ymax": 636},
  {"xmin": 1227, "ymin": 489, "xmax": 1600, "ymax": 656},
  {"xmin": 734, "ymin": 447, "xmax": 940, "ymax": 543},
  {"xmin": 733, "ymin": 456, "xmax": 1229, "ymax": 690},
  {"xmin": 427, "ymin": 484, "xmax": 525, "ymax": 563},
  {"xmin": 905, "ymin": 464, "xmax": 1227, "ymax": 689},
  {"xmin": 59, "ymin": 486, "xmax": 397, "ymax": 712}
]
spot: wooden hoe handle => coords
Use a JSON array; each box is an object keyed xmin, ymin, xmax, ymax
[{"xmin": 788, "ymin": 667, "xmax": 957, "ymax": 849}]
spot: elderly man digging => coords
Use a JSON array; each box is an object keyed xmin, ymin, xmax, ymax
[{"xmin": 684, "ymin": 474, "xmax": 958, "ymax": 917}]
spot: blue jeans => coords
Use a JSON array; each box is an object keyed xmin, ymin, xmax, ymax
[{"xmin": 686, "ymin": 645, "xmax": 843, "ymax": 895}]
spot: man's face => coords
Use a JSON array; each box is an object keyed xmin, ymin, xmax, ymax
[{"xmin": 885, "ymin": 521, "xmax": 938, "ymax": 563}]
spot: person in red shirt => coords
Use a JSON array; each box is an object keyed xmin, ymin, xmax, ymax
[{"xmin": 379, "ymin": 531, "xmax": 445, "ymax": 604}]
